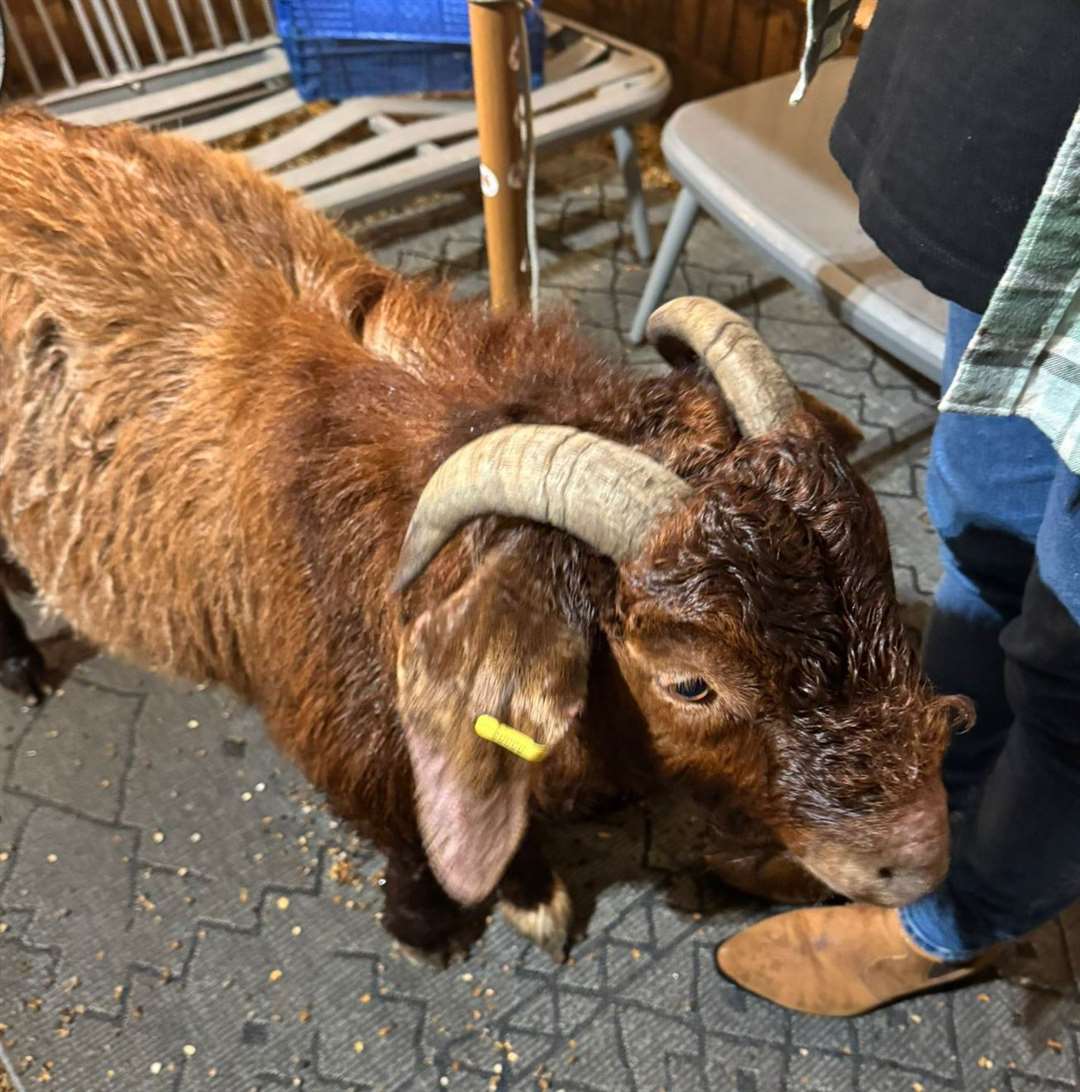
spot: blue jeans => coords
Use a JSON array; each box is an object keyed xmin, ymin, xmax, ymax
[{"xmin": 899, "ymin": 304, "xmax": 1080, "ymax": 961}]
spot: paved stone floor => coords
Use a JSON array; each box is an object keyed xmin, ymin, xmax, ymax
[{"xmin": 2, "ymin": 147, "xmax": 1078, "ymax": 1092}]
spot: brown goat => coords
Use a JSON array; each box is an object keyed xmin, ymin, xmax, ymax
[{"xmin": 0, "ymin": 108, "xmax": 970, "ymax": 962}]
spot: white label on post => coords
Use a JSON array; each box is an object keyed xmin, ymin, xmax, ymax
[{"xmin": 480, "ymin": 164, "xmax": 500, "ymax": 198}]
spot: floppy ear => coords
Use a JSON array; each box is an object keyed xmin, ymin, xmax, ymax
[
  {"xmin": 396, "ymin": 552, "xmax": 589, "ymax": 906},
  {"xmin": 798, "ymin": 389, "xmax": 864, "ymax": 456}
]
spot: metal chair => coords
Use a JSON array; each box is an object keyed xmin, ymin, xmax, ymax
[{"xmin": 628, "ymin": 57, "xmax": 946, "ymax": 381}]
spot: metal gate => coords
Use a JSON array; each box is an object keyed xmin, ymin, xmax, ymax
[{"xmin": 1, "ymin": 0, "xmax": 283, "ymax": 127}]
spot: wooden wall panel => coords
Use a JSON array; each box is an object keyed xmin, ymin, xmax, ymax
[
  {"xmin": 730, "ymin": 0, "xmax": 768, "ymax": 85},
  {"xmin": 760, "ymin": 4, "xmax": 803, "ymax": 79},
  {"xmin": 699, "ymin": 0, "xmax": 738, "ymax": 62},
  {"xmin": 548, "ymin": 0, "xmax": 816, "ymax": 107}
]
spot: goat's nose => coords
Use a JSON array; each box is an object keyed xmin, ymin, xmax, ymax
[
  {"xmin": 791, "ymin": 782, "xmax": 952, "ymax": 907},
  {"xmin": 870, "ymin": 793, "xmax": 951, "ymax": 903},
  {"xmin": 873, "ymin": 840, "xmax": 948, "ymax": 898}
]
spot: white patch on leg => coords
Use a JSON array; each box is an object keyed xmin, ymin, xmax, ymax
[
  {"xmin": 392, "ymin": 938, "xmax": 468, "ymax": 970},
  {"xmin": 498, "ymin": 874, "xmax": 572, "ymax": 961}
]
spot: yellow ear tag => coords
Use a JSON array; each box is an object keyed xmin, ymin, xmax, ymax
[{"xmin": 474, "ymin": 715, "xmax": 549, "ymax": 763}]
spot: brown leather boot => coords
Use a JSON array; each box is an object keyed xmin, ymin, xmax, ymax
[{"xmin": 715, "ymin": 904, "xmax": 992, "ymax": 1016}]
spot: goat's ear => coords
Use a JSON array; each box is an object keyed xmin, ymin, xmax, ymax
[
  {"xmin": 798, "ymin": 389, "xmax": 864, "ymax": 457},
  {"xmin": 396, "ymin": 555, "xmax": 589, "ymax": 906}
]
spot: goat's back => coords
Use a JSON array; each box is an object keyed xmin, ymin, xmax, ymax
[{"xmin": 0, "ymin": 108, "xmax": 381, "ymax": 685}]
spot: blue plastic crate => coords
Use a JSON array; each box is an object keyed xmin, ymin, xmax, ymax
[
  {"xmin": 275, "ymin": 0, "xmax": 476, "ymax": 44},
  {"xmin": 275, "ymin": 2, "xmax": 545, "ymax": 102},
  {"xmin": 281, "ymin": 38, "xmax": 464, "ymax": 99}
]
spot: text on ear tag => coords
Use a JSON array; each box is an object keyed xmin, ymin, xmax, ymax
[{"xmin": 474, "ymin": 715, "xmax": 549, "ymax": 763}]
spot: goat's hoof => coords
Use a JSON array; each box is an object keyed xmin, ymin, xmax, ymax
[
  {"xmin": 0, "ymin": 649, "xmax": 50, "ymax": 706},
  {"xmin": 393, "ymin": 938, "xmax": 469, "ymax": 970},
  {"xmin": 498, "ymin": 874, "xmax": 572, "ymax": 963}
]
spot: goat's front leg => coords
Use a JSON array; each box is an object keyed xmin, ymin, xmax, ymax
[
  {"xmin": 382, "ymin": 844, "xmax": 481, "ymax": 967},
  {"xmin": 497, "ymin": 827, "xmax": 572, "ymax": 962},
  {"xmin": 0, "ymin": 590, "xmax": 47, "ymax": 704}
]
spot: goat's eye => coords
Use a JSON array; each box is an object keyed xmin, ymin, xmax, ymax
[{"xmin": 670, "ymin": 677, "xmax": 712, "ymax": 702}]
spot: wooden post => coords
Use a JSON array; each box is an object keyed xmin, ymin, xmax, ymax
[{"xmin": 468, "ymin": 1, "xmax": 526, "ymax": 313}]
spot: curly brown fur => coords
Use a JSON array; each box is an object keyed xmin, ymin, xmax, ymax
[{"xmin": 0, "ymin": 108, "xmax": 969, "ymax": 953}]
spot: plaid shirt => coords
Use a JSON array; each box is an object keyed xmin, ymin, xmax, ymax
[{"xmin": 797, "ymin": 1, "xmax": 1080, "ymax": 475}]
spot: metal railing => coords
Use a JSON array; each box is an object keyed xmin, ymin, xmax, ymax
[{"xmin": 0, "ymin": 0, "xmax": 274, "ymax": 103}]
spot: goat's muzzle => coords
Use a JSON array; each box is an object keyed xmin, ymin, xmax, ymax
[{"xmin": 787, "ymin": 781, "xmax": 950, "ymax": 907}]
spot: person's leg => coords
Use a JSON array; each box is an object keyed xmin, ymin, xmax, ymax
[
  {"xmin": 902, "ymin": 459, "xmax": 1080, "ymax": 957},
  {"xmin": 922, "ymin": 304, "xmax": 1056, "ymax": 799}
]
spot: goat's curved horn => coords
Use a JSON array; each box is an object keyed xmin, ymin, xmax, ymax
[
  {"xmin": 645, "ymin": 297, "xmax": 800, "ymax": 437},
  {"xmin": 393, "ymin": 424, "xmax": 692, "ymax": 593}
]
